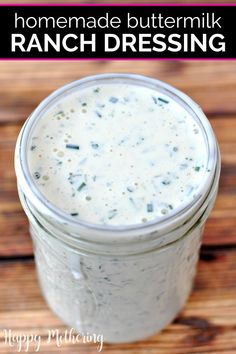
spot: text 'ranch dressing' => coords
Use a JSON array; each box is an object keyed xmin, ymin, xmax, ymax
[{"xmin": 28, "ymin": 83, "xmax": 208, "ymax": 225}]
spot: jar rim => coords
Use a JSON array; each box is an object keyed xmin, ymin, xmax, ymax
[{"xmin": 15, "ymin": 73, "xmax": 219, "ymax": 240}]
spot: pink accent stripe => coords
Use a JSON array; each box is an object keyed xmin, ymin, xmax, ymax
[
  {"xmin": 0, "ymin": 58, "xmax": 235, "ymax": 61},
  {"xmin": 1, "ymin": 3, "xmax": 234, "ymax": 61},
  {"xmin": 0, "ymin": 3, "xmax": 236, "ymax": 6}
]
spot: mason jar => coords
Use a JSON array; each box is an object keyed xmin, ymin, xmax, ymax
[{"xmin": 15, "ymin": 74, "xmax": 220, "ymax": 343}]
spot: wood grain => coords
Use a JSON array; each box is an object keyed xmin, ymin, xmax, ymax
[{"xmin": 1, "ymin": 61, "xmax": 236, "ymax": 124}]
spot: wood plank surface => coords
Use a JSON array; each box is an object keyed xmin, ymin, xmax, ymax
[{"xmin": 1, "ymin": 61, "xmax": 236, "ymax": 124}]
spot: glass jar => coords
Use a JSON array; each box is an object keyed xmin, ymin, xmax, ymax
[{"xmin": 15, "ymin": 74, "xmax": 220, "ymax": 343}]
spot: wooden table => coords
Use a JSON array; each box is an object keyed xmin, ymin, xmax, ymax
[{"xmin": 0, "ymin": 59, "xmax": 236, "ymax": 353}]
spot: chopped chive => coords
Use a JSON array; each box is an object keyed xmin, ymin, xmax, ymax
[
  {"xmin": 55, "ymin": 110, "xmax": 65, "ymax": 116},
  {"xmin": 66, "ymin": 144, "xmax": 80, "ymax": 150},
  {"xmin": 158, "ymin": 97, "xmax": 169, "ymax": 104},
  {"xmin": 168, "ymin": 204, "xmax": 173, "ymax": 210},
  {"xmin": 109, "ymin": 96, "xmax": 118, "ymax": 104},
  {"xmin": 162, "ymin": 179, "xmax": 171, "ymax": 185},
  {"xmin": 194, "ymin": 166, "xmax": 201, "ymax": 172},
  {"xmin": 30, "ymin": 145, "xmax": 36, "ymax": 151},
  {"xmin": 77, "ymin": 182, "xmax": 86, "ymax": 191},
  {"xmin": 70, "ymin": 212, "xmax": 79, "ymax": 216},
  {"xmin": 33, "ymin": 172, "xmax": 41, "ymax": 180},
  {"xmin": 104, "ymin": 277, "xmax": 111, "ymax": 281},
  {"xmin": 91, "ymin": 142, "xmax": 99, "ymax": 149},
  {"xmin": 147, "ymin": 203, "xmax": 154, "ymax": 212},
  {"xmin": 95, "ymin": 111, "xmax": 102, "ymax": 118},
  {"xmin": 94, "ymin": 88, "xmax": 100, "ymax": 93},
  {"xmin": 108, "ymin": 209, "xmax": 118, "ymax": 220},
  {"xmin": 127, "ymin": 186, "xmax": 134, "ymax": 193},
  {"xmin": 81, "ymin": 102, "xmax": 87, "ymax": 107}
]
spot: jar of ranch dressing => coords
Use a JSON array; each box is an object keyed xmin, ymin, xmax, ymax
[{"xmin": 15, "ymin": 74, "xmax": 220, "ymax": 343}]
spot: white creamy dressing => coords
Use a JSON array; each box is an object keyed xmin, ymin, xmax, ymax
[
  {"xmin": 28, "ymin": 83, "xmax": 208, "ymax": 225},
  {"xmin": 18, "ymin": 79, "xmax": 219, "ymax": 342}
]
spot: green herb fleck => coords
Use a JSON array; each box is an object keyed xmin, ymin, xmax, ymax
[
  {"xmin": 173, "ymin": 147, "xmax": 178, "ymax": 152},
  {"xmin": 152, "ymin": 96, "xmax": 169, "ymax": 105},
  {"xmin": 104, "ymin": 277, "xmax": 111, "ymax": 281},
  {"xmin": 70, "ymin": 212, "xmax": 79, "ymax": 216},
  {"xmin": 147, "ymin": 203, "xmax": 154, "ymax": 212},
  {"xmin": 55, "ymin": 110, "xmax": 65, "ymax": 116},
  {"xmin": 127, "ymin": 186, "xmax": 134, "ymax": 192},
  {"xmin": 95, "ymin": 111, "xmax": 102, "ymax": 118},
  {"xmin": 162, "ymin": 179, "xmax": 171, "ymax": 185},
  {"xmin": 66, "ymin": 144, "xmax": 80, "ymax": 150},
  {"xmin": 30, "ymin": 145, "xmax": 36, "ymax": 151},
  {"xmin": 108, "ymin": 209, "xmax": 118, "ymax": 220},
  {"xmin": 33, "ymin": 172, "xmax": 41, "ymax": 180},
  {"xmin": 77, "ymin": 182, "xmax": 86, "ymax": 191},
  {"xmin": 82, "ymin": 102, "xmax": 87, "ymax": 107},
  {"xmin": 91, "ymin": 142, "xmax": 99, "ymax": 149},
  {"xmin": 194, "ymin": 166, "xmax": 201, "ymax": 172},
  {"xmin": 158, "ymin": 97, "xmax": 169, "ymax": 104},
  {"xmin": 109, "ymin": 96, "xmax": 118, "ymax": 104},
  {"xmin": 94, "ymin": 88, "xmax": 100, "ymax": 93}
]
